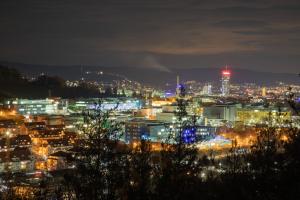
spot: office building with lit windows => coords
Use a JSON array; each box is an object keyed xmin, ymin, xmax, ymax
[
  {"xmin": 6, "ymin": 99, "xmax": 67, "ymax": 115},
  {"xmin": 221, "ymin": 68, "xmax": 231, "ymax": 96}
]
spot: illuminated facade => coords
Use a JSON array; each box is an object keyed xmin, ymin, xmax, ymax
[
  {"xmin": 203, "ymin": 104, "xmax": 237, "ymax": 126},
  {"xmin": 0, "ymin": 147, "xmax": 35, "ymax": 173},
  {"xmin": 125, "ymin": 119, "xmax": 168, "ymax": 142},
  {"xmin": 221, "ymin": 68, "xmax": 231, "ymax": 96},
  {"xmin": 236, "ymin": 108, "xmax": 291, "ymax": 126},
  {"xmin": 70, "ymin": 98, "xmax": 142, "ymax": 113},
  {"xmin": 202, "ymin": 83, "xmax": 212, "ymax": 95},
  {"xmin": 262, "ymin": 87, "xmax": 267, "ymax": 97},
  {"xmin": 7, "ymin": 99, "xmax": 67, "ymax": 115}
]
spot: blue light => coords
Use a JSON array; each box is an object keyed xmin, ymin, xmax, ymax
[
  {"xmin": 141, "ymin": 134, "xmax": 149, "ymax": 140},
  {"xmin": 182, "ymin": 127, "xmax": 196, "ymax": 144},
  {"xmin": 177, "ymin": 84, "xmax": 184, "ymax": 89},
  {"xmin": 165, "ymin": 91, "xmax": 174, "ymax": 97}
]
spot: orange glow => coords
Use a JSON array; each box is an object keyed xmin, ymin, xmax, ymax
[
  {"xmin": 281, "ymin": 135, "xmax": 289, "ymax": 142},
  {"xmin": 35, "ymin": 161, "xmax": 47, "ymax": 170},
  {"xmin": 152, "ymin": 100, "xmax": 173, "ymax": 107},
  {"xmin": 219, "ymin": 130, "xmax": 256, "ymax": 148}
]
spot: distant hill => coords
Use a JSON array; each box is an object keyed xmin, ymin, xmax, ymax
[
  {"xmin": 0, "ymin": 65, "xmax": 118, "ymax": 99},
  {"xmin": 1, "ymin": 61, "xmax": 299, "ymax": 87}
]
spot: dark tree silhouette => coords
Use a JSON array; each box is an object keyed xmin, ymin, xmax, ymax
[
  {"xmin": 62, "ymin": 104, "xmax": 130, "ymax": 200},
  {"xmin": 155, "ymin": 93, "xmax": 204, "ymax": 200}
]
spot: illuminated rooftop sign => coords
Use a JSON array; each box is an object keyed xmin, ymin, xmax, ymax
[{"xmin": 222, "ymin": 70, "xmax": 231, "ymax": 76}]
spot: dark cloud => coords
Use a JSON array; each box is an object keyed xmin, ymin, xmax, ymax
[
  {"xmin": 0, "ymin": 0, "xmax": 300, "ymax": 73},
  {"xmin": 213, "ymin": 20, "xmax": 268, "ymax": 28}
]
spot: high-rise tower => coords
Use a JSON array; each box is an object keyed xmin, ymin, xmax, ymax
[
  {"xmin": 221, "ymin": 67, "xmax": 231, "ymax": 96},
  {"xmin": 262, "ymin": 87, "xmax": 266, "ymax": 97},
  {"xmin": 202, "ymin": 83, "xmax": 212, "ymax": 95},
  {"xmin": 176, "ymin": 75, "xmax": 185, "ymax": 98},
  {"xmin": 176, "ymin": 75, "xmax": 180, "ymax": 97}
]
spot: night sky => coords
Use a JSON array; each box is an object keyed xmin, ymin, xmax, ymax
[{"xmin": 1, "ymin": 0, "xmax": 300, "ymax": 73}]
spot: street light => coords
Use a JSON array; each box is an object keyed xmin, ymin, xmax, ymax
[{"xmin": 5, "ymin": 130, "xmax": 11, "ymax": 137}]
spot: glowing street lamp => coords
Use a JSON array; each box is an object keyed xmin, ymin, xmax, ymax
[{"xmin": 6, "ymin": 130, "xmax": 11, "ymax": 137}]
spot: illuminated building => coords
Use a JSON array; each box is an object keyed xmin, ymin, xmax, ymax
[
  {"xmin": 0, "ymin": 119, "xmax": 19, "ymax": 135},
  {"xmin": 262, "ymin": 87, "xmax": 267, "ymax": 97},
  {"xmin": 203, "ymin": 104, "xmax": 238, "ymax": 126},
  {"xmin": 0, "ymin": 135, "xmax": 32, "ymax": 152},
  {"xmin": 236, "ymin": 108, "xmax": 291, "ymax": 126},
  {"xmin": 151, "ymin": 99, "xmax": 174, "ymax": 107},
  {"xmin": 202, "ymin": 83, "xmax": 212, "ymax": 95},
  {"xmin": 46, "ymin": 139, "xmax": 73, "ymax": 155},
  {"xmin": 0, "ymin": 147, "xmax": 35, "ymax": 173},
  {"xmin": 64, "ymin": 115, "xmax": 84, "ymax": 131},
  {"xmin": 176, "ymin": 75, "xmax": 180, "ymax": 97},
  {"xmin": 6, "ymin": 99, "xmax": 68, "ymax": 115},
  {"xmin": 70, "ymin": 98, "xmax": 142, "ymax": 113},
  {"xmin": 125, "ymin": 119, "xmax": 169, "ymax": 142},
  {"xmin": 47, "ymin": 151, "xmax": 73, "ymax": 171},
  {"xmin": 195, "ymin": 126, "xmax": 217, "ymax": 141},
  {"xmin": 156, "ymin": 105, "xmax": 178, "ymax": 123},
  {"xmin": 182, "ymin": 126, "xmax": 216, "ymax": 144},
  {"xmin": 133, "ymin": 108, "xmax": 162, "ymax": 119},
  {"xmin": 156, "ymin": 112, "xmax": 176, "ymax": 123},
  {"xmin": 221, "ymin": 68, "xmax": 231, "ymax": 96},
  {"xmin": 181, "ymin": 126, "xmax": 216, "ymax": 144},
  {"xmin": 156, "ymin": 104, "xmax": 202, "ymax": 123},
  {"xmin": 175, "ymin": 75, "xmax": 186, "ymax": 98}
]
